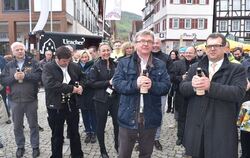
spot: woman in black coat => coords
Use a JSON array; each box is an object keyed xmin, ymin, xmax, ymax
[
  {"xmin": 89, "ymin": 42, "xmax": 119, "ymax": 158},
  {"xmin": 78, "ymin": 50, "xmax": 96, "ymax": 144}
]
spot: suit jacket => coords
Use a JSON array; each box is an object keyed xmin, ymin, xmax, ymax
[{"xmin": 179, "ymin": 55, "xmax": 247, "ymax": 158}]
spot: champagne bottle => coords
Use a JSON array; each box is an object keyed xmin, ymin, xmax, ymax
[
  {"xmin": 16, "ymin": 67, "xmax": 23, "ymax": 83},
  {"xmin": 196, "ymin": 67, "xmax": 205, "ymax": 96},
  {"xmin": 140, "ymin": 69, "xmax": 149, "ymax": 94}
]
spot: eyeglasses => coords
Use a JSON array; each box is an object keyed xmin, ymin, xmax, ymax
[
  {"xmin": 136, "ymin": 40, "xmax": 154, "ymax": 45},
  {"xmin": 205, "ymin": 44, "xmax": 224, "ymax": 49}
]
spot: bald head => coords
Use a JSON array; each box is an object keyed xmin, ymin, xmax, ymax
[{"xmin": 152, "ymin": 38, "xmax": 162, "ymax": 52}]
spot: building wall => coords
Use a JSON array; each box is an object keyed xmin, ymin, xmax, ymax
[
  {"xmin": 143, "ymin": 0, "xmax": 214, "ymax": 52},
  {"xmin": 0, "ymin": 0, "xmax": 102, "ymax": 54}
]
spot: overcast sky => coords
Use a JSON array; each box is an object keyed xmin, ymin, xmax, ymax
[{"xmin": 121, "ymin": 0, "xmax": 145, "ymax": 16}]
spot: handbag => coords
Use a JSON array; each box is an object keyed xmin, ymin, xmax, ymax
[
  {"xmin": 237, "ymin": 101, "xmax": 250, "ymax": 132},
  {"xmin": 0, "ymin": 95, "xmax": 8, "ymax": 124}
]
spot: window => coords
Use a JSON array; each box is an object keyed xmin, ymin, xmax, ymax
[
  {"xmin": 155, "ymin": 23, "xmax": 160, "ymax": 33},
  {"xmin": 232, "ymin": 20, "xmax": 240, "ymax": 31},
  {"xmin": 162, "ymin": 0, "xmax": 167, "ymax": 7},
  {"xmin": 173, "ymin": 0, "xmax": 180, "ymax": 4},
  {"xmin": 3, "ymin": 0, "xmax": 29, "ymax": 11},
  {"xmin": 162, "ymin": 19, "xmax": 167, "ymax": 31},
  {"xmin": 233, "ymin": 0, "xmax": 241, "ymax": 10},
  {"xmin": 173, "ymin": 18, "xmax": 179, "ymax": 29},
  {"xmin": 186, "ymin": 0, "xmax": 192, "ymax": 4},
  {"xmin": 199, "ymin": 0, "xmax": 206, "ymax": 4},
  {"xmin": 154, "ymin": 2, "xmax": 160, "ymax": 13},
  {"xmin": 246, "ymin": 0, "xmax": 250, "ymax": 10},
  {"xmin": 245, "ymin": 20, "xmax": 250, "ymax": 31},
  {"xmin": 185, "ymin": 19, "xmax": 191, "ymax": 29},
  {"xmin": 198, "ymin": 19, "xmax": 205, "ymax": 29},
  {"xmin": 220, "ymin": 0, "xmax": 228, "ymax": 11},
  {"xmin": 219, "ymin": 21, "xmax": 227, "ymax": 31}
]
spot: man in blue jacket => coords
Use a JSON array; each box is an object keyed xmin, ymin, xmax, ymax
[{"xmin": 112, "ymin": 30, "xmax": 171, "ymax": 158}]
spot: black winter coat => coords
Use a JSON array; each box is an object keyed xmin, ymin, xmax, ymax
[
  {"xmin": 89, "ymin": 58, "xmax": 118, "ymax": 103},
  {"xmin": 171, "ymin": 58, "xmax": 197, "ymax": 111},
  {"xmin": 42, "ymin": 60, "xmax": 85, "ymax": 110},
  {"xmin": 180, "ymin": 56, "xmax": 247, "ymax": 158}
]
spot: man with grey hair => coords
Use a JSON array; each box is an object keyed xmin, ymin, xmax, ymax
[
  {"xmin": 113, "ymin": 30, "xmax": 171, "ymax": 158},
  {"xmin": 1, "ymin": 42, "xmax": 41, "ymax": 158}
]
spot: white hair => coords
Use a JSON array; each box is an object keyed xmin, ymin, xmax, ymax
[{"xmin": 11, "ymin": 42, "xmax": 25, "ymax": 51}]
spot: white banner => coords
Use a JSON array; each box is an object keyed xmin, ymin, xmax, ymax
[
  {"xmin": 105, "ymin": 0, "xmax": 121, "ymax": 20},
  {"xmin": 33, "ymin": 0, "xmax": 50, "ymax": 32}
]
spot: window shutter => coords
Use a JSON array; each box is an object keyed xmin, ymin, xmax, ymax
[
  {"xmin": 169, "ymin": 18, "xmax": 173, "ymax": 29},
  {"xmin": 206, "ymin": 0, "xmax": 209, "ymax": 4},
  {"xmin": 181, "ymin": 0, "xmax": 185, "ymax": 4},
  {"xmin": 192, "ymin": 19, "xmax": 195, "ymax": 29},
  {"xmin": 195, "ymin": 19, "xmax": 198, "ymax": 29},
  {"xmin": 205, "ymin": 19, "xmax": 208, "ymax": 29},
  {"xmin": 197, "ymin": 0, "xmax": 200, "ymax": 4},
  {"xmin": 170, "ymin": 0, "xmax": 173, "ymax": 3},
  {"xmin": 180, "ymin": 19, "xmax": 184, "ymax": 29}
]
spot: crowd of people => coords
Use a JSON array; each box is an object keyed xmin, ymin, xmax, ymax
[{"xmin": 0, "ymin": 30, "xmax": 249, "ymax": 158}]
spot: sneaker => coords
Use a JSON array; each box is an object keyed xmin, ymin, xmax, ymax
[
  {"xmin": 84, "ymin": 133, "xmax": 92, "ymax": 143},
  {"xmin": 154, "ymin": 140, "xmax": 162, "ymax": 151},
  {"xmin": 32, "ymin": 148, "xmax": 40, "ymax": 158},
  {"xmin": 90, "ymin": 134, "xmax": 96, "ymax": 143},
  {"xmin": 0, "ymin": 142, "xmax": 3, "ymax": 148},
  {"xmin": 16, "ymin": 148, "xmax": 25, "ymax": 158}
]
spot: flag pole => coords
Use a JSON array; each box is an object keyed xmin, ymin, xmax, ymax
[
  {"xmin": 50, "ymin": 0, "xmax": 53, "ymax": 32},
  {"xmin": 102, "ymin": 0, "xmax": 105, "ymax": 38},
  {"xmin": 29, "ymin": 0, "xmax": 32, "ymax": 32}
]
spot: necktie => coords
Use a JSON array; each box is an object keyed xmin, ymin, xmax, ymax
[{"xmin": 209, "ymin": 63, "xmax": 217, "ymax": 80}]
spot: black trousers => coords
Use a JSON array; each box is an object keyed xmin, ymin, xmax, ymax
[
  {"xmin": 94, "ymin": 97, "xmax": 119, "ymax": 153},
  {"xmin": 241, "ymin": 130, "xmax": 250, "ymax": 158},
  {"xmin": 47, "ymin": 107, "xmax": 83, "ymax": 158},
  {"xmin": 177, "ymin": 102, "xmax": 188, "ymax": 141}
]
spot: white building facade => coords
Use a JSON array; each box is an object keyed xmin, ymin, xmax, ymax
[{"xmin": 143, "ymin": 0, "xmax": 214, "ymax": 52}]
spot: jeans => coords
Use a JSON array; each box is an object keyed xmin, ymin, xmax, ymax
[
  {"xmin": 155, "ymin": 95, "xmax": 166, "ymax": 140},
  {"xmin": 81, "ymin": 108, "xmax": 96, "ymax": 134}
]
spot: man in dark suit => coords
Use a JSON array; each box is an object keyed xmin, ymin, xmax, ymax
[{"xmin": 180, "ymin": 33, "xmax": 247, "ymax": 158}]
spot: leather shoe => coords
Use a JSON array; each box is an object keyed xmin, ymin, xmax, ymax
[
  {"xmin": 84, "ymin": 133, "xmax": 92, "ymax": 143},
  {"xmin": 166, "ymin": 108, "xmax": 171, "ymax": 113},
  {"xmin": 16, "ymin": 148, "xmax": 25, "ymax": 158},
  {"xmin": 32, "ymin": 148, "xmax": 40, "ymax": 158},
  {"xmin": 0, "ymin": 142, "xmax": 3, "ymax": 148},
  {"xmin": 5, "ymin": 119, "xmax": 11, "ymax": 124},
  {"xmin": 90, "ymin": 134, "xmax": 97, "ymax": 143},
  {"xmin": 176, "ymin": 139, "xmax": 182, "ymax": 146},
  {"xmin": 38, "ymin": 125, "xmax": 44, "ymax": 132},
  {"xmin": 154, "ymin": 140, "xmax": 162, "ymax": 151},
  {"xmin": 100, "ymin": 152, "xmax": 109, "ymax": 158}
]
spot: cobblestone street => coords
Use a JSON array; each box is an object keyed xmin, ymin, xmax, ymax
[{"xmin": 0, "ymin": 89, "xmax": 240, "ymax": 158}]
